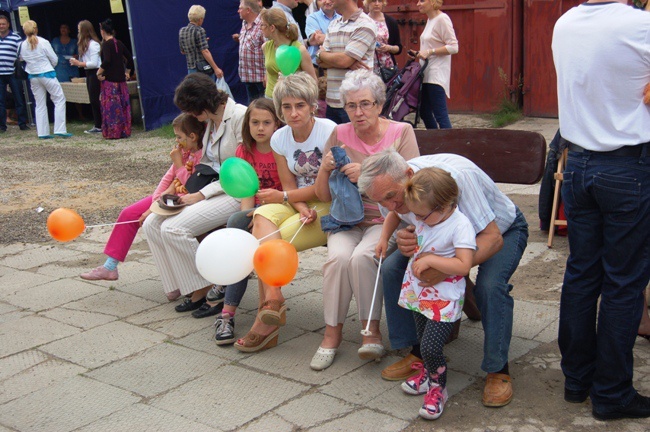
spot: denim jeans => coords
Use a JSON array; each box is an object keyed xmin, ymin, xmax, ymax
[
  {"xmin": 383, "ymin": 208, "xmax": 528, "ymax": 373},
  {"xmin": 326, "ymin": 105, "xmax": 350, "ymax": 124},
  {"xmin": 419, "ymin": 83, "xmax": 451, "ymax": 130},
  {"xmin": 558, "ymin": 148, "xmax": 650, "ymax": 412},
  {"xmin": 0, "ymin": 74, "xmax": 28, "ymax": 130},
  {"xmin": 243, "ymin": 82, "xmax": 265, "ymax": 104},
  {"xmin": 222, "ymin": 209, "xmax": 254, "ymax": 307}
]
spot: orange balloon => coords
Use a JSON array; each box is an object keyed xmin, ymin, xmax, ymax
[
  {"xmin": 47, "ymin": 208, "xmax": 85, "ymax": 242},
  {"xmin": 253, "ymin": 239, "xmax": 299, "ymax": 287}
]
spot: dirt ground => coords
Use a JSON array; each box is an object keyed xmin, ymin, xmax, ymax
[{"xmin": 3, "ymin": 116, "xmax": 648, "ymax": 431}]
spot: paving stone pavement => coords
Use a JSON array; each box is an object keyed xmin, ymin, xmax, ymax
[{"xmin": 2, "ymin": 117, "xmax": 649, "ymax": 431}]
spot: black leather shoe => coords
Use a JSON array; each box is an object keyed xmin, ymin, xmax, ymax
[
  {"xmin": 191, "ymin": 301, "xmax": 224, "ymax": 318},
  {"xmin": 174, "ymin": 297, "xmax": 206, "ymax": 313},
  {"xmin": 565, "ymin": 388, "xmax": 590, "ymax": 403},
  {"xmin": 593, "ymin": 393, "xmax": 650, "ymax": 421},
  {"xmin": 19, "ymin": 124, "xmax": 30, "ymax": 131}
]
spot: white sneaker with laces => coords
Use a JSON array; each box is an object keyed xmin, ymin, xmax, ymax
[
  {"xmin": 419, "ymin": 385, "xmax": 448, "ymax": 420},
  {"xmin": 401, "ymin": 362, "xmax": 430, "ymax": 395}
]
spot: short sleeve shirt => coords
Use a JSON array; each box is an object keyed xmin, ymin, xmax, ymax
[
  {"xmin": 0, "ymin": 31, "xmax": 22, "ymax": 75},
  {"xmin": 323, "ymin": 9, "xmax": 376, "ymax": 108},
  {"xmin": 271, "ymin": 117, "xmax": 337, "ymax": 188},
  {"xmin": 179, "ymin": 23, "xmax": 209, "ymax": 69},
  {"xmin": 238, "ymin": 15, "xmax": 266, "ymax": 83},
  {"xmin": 236, "ymin": 144, "xmax": 283, "ymax": 205}
]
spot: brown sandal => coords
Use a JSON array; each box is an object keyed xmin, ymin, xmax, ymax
[
  {"xmin": 258, "ymin": 300, "xmax": 287, "ymax": 326},
  {"xmin": 234, "ymin": 329, "xmax": 279, "ymax": 353}
]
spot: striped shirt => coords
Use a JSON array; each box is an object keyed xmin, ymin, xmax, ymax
[
  {"xmin": 402, "ymin": 154, "xmax": 517, "ymax": 235},
  {"xmin": 0, "ymin": 31, "xmax": 22, "ymax": 75},
  {"xmin": 323, "ymin": 9, "xmax": 376, "ymax": 108},
  {"xmin": 238, "ymin": 15, "xmax": 265, "ymax": 83},
  {"xmin": 179, "ymin": 22, "xmax": 209, "ymax": 70}
]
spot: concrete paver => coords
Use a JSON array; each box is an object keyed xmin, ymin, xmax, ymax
[{"xmin": 3, "ymin": 117, "xmax": 649, "ymax": 431}]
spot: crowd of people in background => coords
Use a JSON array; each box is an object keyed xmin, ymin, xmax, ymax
[
  {"xmin": 2, "ymin": 0, "xmax": 649, "ymax": 423},
  {"xmin": 0, "ymin": 14, "xmax": 132, "ymax": 138}
]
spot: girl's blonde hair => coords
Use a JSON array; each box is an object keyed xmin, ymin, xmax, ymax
[
  {"xmin": 22, "ymin": 20, "xmax": 38, "ymax": 50},
  {"xmin": 430, "ymin": 0, "xmax": 443, "ymax": 10},
  {"xmin": 405, "ymin": 167, "xmax": 458, "ymax": 211},
  {"xmin": 172, "ymin": 113, "xmax": 206, "ymax": 149},
  {"xmin": 77, "ymin": 20, "xmax": 100, "ymax": 58},
  {"xmin": 241, "ymin": 98, "xmax": 283, "ymax": 155},
  {"xmin": 260, "ymin": 8, "xmax": 300, "ymax": 42}
]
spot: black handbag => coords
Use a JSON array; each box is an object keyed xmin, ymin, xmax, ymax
[
  {"xmin": 195, "ymin": 59, "xmax": 214, "ymax": 75},
  {"xmin": 376, "ymin": 51, "xmax": 397, "ymax": 84},
  {"xmin": 185, "ymin": 163, "xmax": 219, "ymax": 193},
  {"xmin": 14, "ymin": 44, "xmax": 28, "ymax": 81}
]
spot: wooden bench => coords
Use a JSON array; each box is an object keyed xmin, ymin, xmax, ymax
[
  {"xmin": 413, "ymin": 128, "xmax": 547, "ymax": 342},
  {"xmin": 414, "ymin": 128, "xmax": 546, "ymax": 185}
]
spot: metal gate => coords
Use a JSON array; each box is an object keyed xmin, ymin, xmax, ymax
[{"xmin": 385, "ymin": 0, "xmax": 521, "ymax": 113}]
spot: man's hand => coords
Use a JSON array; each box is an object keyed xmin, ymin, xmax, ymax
[
  {"xmin": 232, "ymin": 33, "xmax": 240, "ymax": 43},
  {"xmin": 349, "ymin": 60, "xmax": 370, "ymax": 70},
  {"xmin": 418, "ymin": 266, "xmax": 448, "ymax": 287},
  {"xmin": 396, "ymin": 225, "xmax": 417, "ymax": 256},
  {"xmin": 214, "ymin": 68, "xmax": 224, "ymax": 79}
]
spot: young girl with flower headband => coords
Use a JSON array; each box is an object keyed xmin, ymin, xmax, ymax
[
  {"xmin": 80, "ymin": 113, "xmax": 204, "ymax": 286},
  {"xmin": 376, "ymin": 167, "xmax": 476, "ymax": 420}
]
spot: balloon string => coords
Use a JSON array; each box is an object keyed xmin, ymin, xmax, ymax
[
  {"xmin": 85, "ymin": 220, "xmax": 140, "ymax": 229},
  {"xmin": 288, "ymin": 205, "xmax": 319, "ymax": 245},
  {"xmin": 362, "ymin": 255, "xmax": 383, "ymax": 336},
  {"xmin": 257, "ymin": 206, "xmax": 319, "ymax": 243}
]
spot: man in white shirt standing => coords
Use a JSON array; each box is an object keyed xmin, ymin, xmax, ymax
[{"xmin": 552, "ymin": 0, "xmax": 650, "ymax": 421}]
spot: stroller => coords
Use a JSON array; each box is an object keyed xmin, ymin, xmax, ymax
[{"xmin": 382, "ymin": 59, "xmax": 428, "ymax": 127}]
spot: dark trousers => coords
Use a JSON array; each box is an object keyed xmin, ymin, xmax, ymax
[
  {"xmin": 0, "ymin": 74, "xmax": 28, "ymax": 129},
  {"xmin": 325, "ymin": 105, "xmax": 349, "ymax": 124},
  {"xmin": 86, "ymin": 69, "xmax": 101, "ymax": 129},
  {"xmin": 419, "ymin": 83, "xmax": 451, "ymax": 130},
  {"xmin": 558, "ymin": 146, "xmax": 650, "ymax": 413},
  {"xmin": 243, "ymin": 82, "xmax": 265, "ymax": 104}
]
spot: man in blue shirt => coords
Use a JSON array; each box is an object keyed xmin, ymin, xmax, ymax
[
  {"xmin": 0, "ymin": 15, "xmax": 29, "ymax": 132},
  {"xmin": 305, "ymin": 0, "xmax": 340, "ymax": 67}
]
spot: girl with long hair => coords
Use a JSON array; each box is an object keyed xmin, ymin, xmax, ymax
[{"xmin": 70, "ymin": 20, "xmax": 102, "ymax": 133}]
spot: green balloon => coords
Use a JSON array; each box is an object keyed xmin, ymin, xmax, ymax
[
  {"xmin": 276, "ymin": 45, "xmax": 301, "ymax": 76},
  {"xmin": 220, "ymin": 157, "xmax": 260, "ymax": 198}
]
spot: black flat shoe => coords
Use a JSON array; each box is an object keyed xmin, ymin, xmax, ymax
[
  {"xmin": 565, "ymin": 387, "xmax": 590, "ymax": 403},
  {"xmin": 638, "ymin": 333, "xmax": 650, "ymax": 342},
  {"xmin": 593, "ymin": 393, "xmax": 650, "ymax": 421},
  {"xmin": 175, "ymin": 297, "xmax": 206, "ymax": 313},
  {"xmin": 191, "ymin": 301, "xmax": 224, "ymax": 319}
]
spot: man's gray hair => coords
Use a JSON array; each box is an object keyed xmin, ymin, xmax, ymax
[
  {"xmin": 340, "ymin": 69, "xmax": 387, "ymax": 107},
  {"xmin": 358, "ymin": 148, "xmax": 411, "ymax": 194},
  {"xmin": 241, "ymin": 0, "xmax": 261, "ymax": 14}
]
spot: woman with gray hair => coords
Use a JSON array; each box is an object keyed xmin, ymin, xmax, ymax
[
  {"xmin": 234, "ymin": 72, "xmax": 336, "ymax": 353},
  {"xmin": 310, "ymin": 69, "xmax": 419, "ymax": 370}
]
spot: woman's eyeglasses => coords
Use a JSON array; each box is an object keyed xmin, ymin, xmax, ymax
[{"xmin": 344, "ymin": 100, "xmax": 377, "ymax": 112}]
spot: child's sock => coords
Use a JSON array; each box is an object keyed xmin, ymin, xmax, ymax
[
  {"xmin": 496, "ymin": 362, "xmax": 509, "ymax": 375},
  {"xmin": 411, "ymin": 344, "xmax": 422, "ymax": 359},
  {"xmin": 103, "ymin": 257, "xmax": 119, "ymax": 271}
]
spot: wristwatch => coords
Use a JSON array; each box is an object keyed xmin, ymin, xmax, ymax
[
  {"xmin": 283, "ymin": 191, "xmax": 289, "ymax": 203},
  {"xmin": 316, "ymin": 50, "xmax": 322, "ymax": 62}
]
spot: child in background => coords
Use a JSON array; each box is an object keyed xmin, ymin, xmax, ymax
[
  {"xmin": 80, "ymin": 113, "xmax": 205, "ymax": 293},
  {"xmin": 197, "ymin": 98, "xmax": 284, "ymax": 346},
  {"xmin": 375, "ymin": 167, "xmax": 476, "ymax": 420}
]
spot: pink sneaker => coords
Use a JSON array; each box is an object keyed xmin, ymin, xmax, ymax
[
  {"xmin": 419, "ymin": 385, "xmax": 448, "ymax": 420},
  {"xmin": 80, "ymin": 266, "xmax": 118, "ymax": 281},
  {"xmin": 166, "ymin": 289, "xmax": 181, "ymax": 301},
  {"xmin": 401, "ymin": 362, "xmax": 430, "ymax": 395}
]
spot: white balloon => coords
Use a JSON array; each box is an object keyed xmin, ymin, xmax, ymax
[{"xmin": 195, "ymin": 228, "xmax": 259, "ymax": 285}]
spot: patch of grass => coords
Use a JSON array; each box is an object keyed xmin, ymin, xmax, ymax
[
  {"xmin": 492, "ymin": 99, "xmax": 522, "ymax": 128},
  {"xmin": 149, "ymin": 122, "xmax": 175, "ymax": 139},
  {"xmin": 491, "ymin": 67, "xmax": 523, "ymax": 128}
]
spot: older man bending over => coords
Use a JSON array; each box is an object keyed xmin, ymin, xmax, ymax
[{"xmin": 358, "ymin": 149, "xmax": 528, "ymax": 407}]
